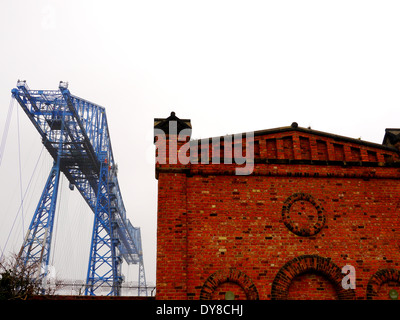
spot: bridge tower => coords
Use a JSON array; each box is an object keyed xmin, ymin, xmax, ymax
[{"xmin": 11, "ymin": 80, "xmax": 147, "ymax": 296}]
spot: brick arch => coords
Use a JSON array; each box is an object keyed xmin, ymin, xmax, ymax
[
  {"xmin": 367, "ymin": 268, "xmax": 400, "ymax": 300},
  {"xmin": 199, "ymin": 268, "xmax": 259, "ymax": 300},
  {"xmin": 271, "ymin": 255, "xmax": 355, "ymax": 300}
]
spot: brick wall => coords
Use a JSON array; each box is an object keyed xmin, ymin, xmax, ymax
[
  {"xmin": 288, "ymin": 272, "xmax": 337, "ymax": 300},
  {"xmin": 155, "ymin": 115, "xmax": 400, "ymax": 300}
]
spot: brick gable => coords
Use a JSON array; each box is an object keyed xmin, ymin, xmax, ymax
[{"xmin": 154, "ymin": 113, "xmax": 400, "ymax": 300}]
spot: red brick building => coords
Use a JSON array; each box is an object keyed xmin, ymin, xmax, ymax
[{"xmin": 154, "ymin": 112, "xmax": 400, "ymax": 300}]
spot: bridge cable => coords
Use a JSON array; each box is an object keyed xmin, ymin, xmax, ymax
[
  {"xmin": 0, "ymin": 144, "xmax": 45, "ymax": 260},
  {"xmin": 50, "ymin": 174, "xmax": 63, "ymax": 267},
  {"xmin": 16, "ymin": 104, "xmax": 25, "ymax": 240},
  {"xmin": 0, "ymin": 98, "xmax": 15, "ymax": 167}
]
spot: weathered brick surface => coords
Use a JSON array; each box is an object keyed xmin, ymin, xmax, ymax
[
  {"xmin": 155, "ymin": 115, "xmax": 400, "ymax": 300},
  {"xmin": 288, "ymin": 272, "xmax": 337, "ymax": 300},
  {"xmin": 210, "ymin": 281, "xmax": 247, "ymax": 300},
  {"xmin": 199, "ymin": 268, "xmax": 259, "ymax": 300}
]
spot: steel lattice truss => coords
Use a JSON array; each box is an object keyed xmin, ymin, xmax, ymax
[{"xmin": 12, "ymin": 81, "xmax": 147, "ymax": 296}]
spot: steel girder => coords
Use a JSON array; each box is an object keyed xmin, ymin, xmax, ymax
[
  {"xmin": 11, "ymin": 81, "xmax": 146, "ymax": 296},
  {"xmin": 18, "ymin": 163, "xmax": 61, "ymax": 277},
  {"xmin": 85, "ymin": 154, "xmax": 121, "ymax": 296}
]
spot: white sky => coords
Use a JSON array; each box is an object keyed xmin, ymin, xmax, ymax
[{"xmin": 1, "ymin": 0, "xmax": 400, "ymax": 290}]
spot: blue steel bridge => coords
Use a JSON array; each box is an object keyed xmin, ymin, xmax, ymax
[{"xmin": 6, "ymin": 80, "xmax": 147, "ymax": 296}]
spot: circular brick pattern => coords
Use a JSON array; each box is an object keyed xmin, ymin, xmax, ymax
[
  {"xmin": 199, "ymin": 268, "xmax": 259, "ymax": 300},
  {"xmin": 271, "ymin": 254, "xmax": 355, "ymax": 300},
  {"xmin": 366, "ymin": 268, "xmax": 400, "ymax": 300},
  {"xmin": 282, "ymin": 192, "xmax": 326, "ymax": 237}
]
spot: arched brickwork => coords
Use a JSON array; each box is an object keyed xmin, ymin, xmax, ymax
[
  {"xmin": 271, "ymin": 255, "xmax": 355, "ymax": 300},
  {"xmin": 366, "ymin": 268, "xmax": 400, "ymax": 300},
  {"xmin": 282, "ymin": 193, "xmax": 326, "ymax": 237},
  {"xmin": 199, "ymin": 268, "xmax": 259, "ymax": 300}
]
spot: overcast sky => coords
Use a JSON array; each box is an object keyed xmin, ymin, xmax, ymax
[{"xmin": 1, "ymin": 0, "xmax": 400, "ymax": 290}]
